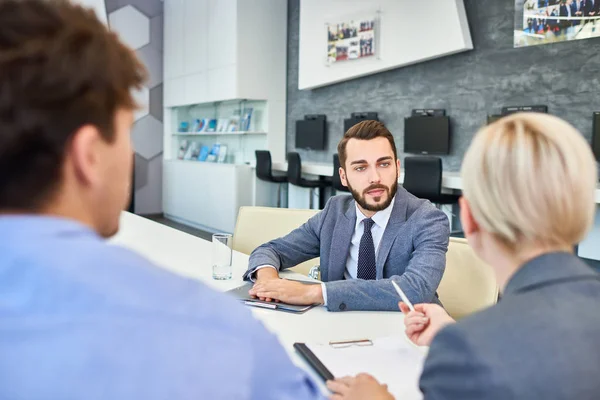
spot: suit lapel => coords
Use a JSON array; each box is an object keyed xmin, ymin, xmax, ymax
[
  {"xmin": 376, "ymin": 189, "xmax": 409, "ymax": 279},
  {"xmin": 325, "ymin": 202, "xmax": 355, "ymax": 282}
]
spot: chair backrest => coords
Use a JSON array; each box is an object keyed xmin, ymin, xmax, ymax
[
  {"xmin": 255, "ymin": 150, "xmax": 273, "ymax": 181},
  {"xmin": 287, "ymin": 152, "xmax": 303, "ymax": 186},
  {"xmin": 332, "ymin": 153, "xmax": 349, "ymax": 192},
  {"xmin": 437, "ymin": 237, "xmax": 499, "ymax": 320},
  {"xmin": 403, "ymin": 156, "xmax": 443, "ymax": 199},
  {"xmin": 233, "ymin": 206, "xmax": 320, "ymax": 276}
]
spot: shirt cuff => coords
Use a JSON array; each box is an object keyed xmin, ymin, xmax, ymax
[
  {"xmin": 249, "ymin": 265, "xmax": 278, "ymax": 282},
  {"xmin": 321, "ymin": 282, "xmax": 328, "ymax": 306}
]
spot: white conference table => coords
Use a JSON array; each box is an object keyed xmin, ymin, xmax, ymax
[{"xmin": 109, "ymin": 212, "xmax": 412, "ymax": 390}]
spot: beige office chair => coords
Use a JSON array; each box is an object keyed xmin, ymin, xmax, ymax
[
  {"xmin": 232, "ymin": 206, "xmax": 320, "ymax": 276},
  {"xmin": 437, "ymin": 237, "xmax": 499, "ymax": 320}
]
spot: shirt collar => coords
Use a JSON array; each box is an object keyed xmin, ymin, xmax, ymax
[
  {"xmin": 0, "ymin": 214, "xmax": 98, "ymax": 239},
  {"xmin": 354, "ymin": 196, "xmax": 395, "ymax": 229}
]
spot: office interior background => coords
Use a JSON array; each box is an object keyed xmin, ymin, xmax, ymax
[{"xmin": 93, "ymin": 0, "xmax": 600, "ymax": 271}]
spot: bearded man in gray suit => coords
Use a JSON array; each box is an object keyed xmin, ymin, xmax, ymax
[{"xmin": 245, "ymin": 121, "xmax": 450, "ymax": 312}]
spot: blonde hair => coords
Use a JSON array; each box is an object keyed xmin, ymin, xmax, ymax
[{"xmin": 461, "ymin": 113, "xmax": 597, "ymax": 250}]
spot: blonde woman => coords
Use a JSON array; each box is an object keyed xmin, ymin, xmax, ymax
[{"xmin": 327, "ymin": 113, "xmax": 600, "ymax": 400}]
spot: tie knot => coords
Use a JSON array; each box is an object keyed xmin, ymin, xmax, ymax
[{"xmin": 363, "ymin": 218, "xmax": 375, "ymax": 231}]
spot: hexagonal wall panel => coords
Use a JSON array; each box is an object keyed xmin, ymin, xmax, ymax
[
  {"xmin": 150, "ymin": 15, "xmax": 163, "ymax": 52},
  {"xmin": 134, "ymin": 155, "xmax": 163, "ymax": 214},
  {"xmin": 149, "ymin": 84, "xmax": 163, "ymax": 122},
  {"xmin": 123, "ymin": 0, "xmax": 163, "ymax": 18},
  {"xmin": 136, "ymin": 45, "xmax": 162, "ymax": 88},
  {"xmin": 132, "ymin": 115, "xmax": 163, "ymax": 160},
  {"xmin": 132, "ymin": 86, "xmax": 149, "ymax": 121},
  {"xmin": 134, "ymin": 153, "xmax": 149, "ymax": 190},
  {"xmin": 109, "ymin": 5, "xmax": 149, "ymax": 50},
  {"xmin": 105, "ymin": 0, "xmax": 119, "ymax": 13}
]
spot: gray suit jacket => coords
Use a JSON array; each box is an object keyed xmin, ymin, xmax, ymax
[
  {"xmin": 244, "ymin": 188, "xmax": 450, "ymax": 312},
  {"xmin": 420, "ymin": 252, "xmax": 600, "ymax": 400}
]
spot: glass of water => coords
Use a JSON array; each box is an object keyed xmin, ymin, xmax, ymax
[{"xmin": 212, "ymin": 233, "xmax": 232, "ymax": 280}]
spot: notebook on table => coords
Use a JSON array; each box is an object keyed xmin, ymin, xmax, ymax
[
  {"xmin": 226, "ymin": 281, "xmax": 320, "ymax": 314},
  {"xmin": 295, "ymin": 336, "xmax": 427, "ymax": 400}
]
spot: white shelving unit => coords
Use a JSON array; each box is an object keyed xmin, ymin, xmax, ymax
[
  {"xmin": 166, "ymin": 98, "xmax": 272, "ymax": 165},
  {"xmin": 162, "ymin": 0, "xmax": 287, "ymax": 233}
]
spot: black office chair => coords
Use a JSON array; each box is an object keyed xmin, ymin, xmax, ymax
[
  {"xmin": 403, "ymin": 156, "xmax": 459, "ymax": 205},
  {"xmin": 403, "ymin": 156, "xmax": 461, "ymax": 235},
  {"xmin": 332, "ymin": 153, "xmax": 350, "ymax": 193},
  {"xmin": 255, "ymin": 150, "xmax": 287, "ymax": 208},
  {"xmin": 287, "ymin": 152, "xmax": 330, "ymax": 209}
]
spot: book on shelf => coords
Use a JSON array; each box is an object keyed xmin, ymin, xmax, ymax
[
  {"xmin": 190, "ymin": 142, "xmax": 201, "ymax": 159},
  {"xmin": 191, "ymin": 119, "xmax": 200, "ymax": 132},
  {"xmin": 206, "ymin": 144, "xmax": 221, "ymax": 162},
  {"xmin": 178, "ymin": 121, "xmax": 190, "ymax": 133},
  {"xmin": 217, "ymin": 144, "xmax": 228, "ymax": 163},
  {"xmin": 198, "ymin": 118, "xmax": 210, "ymax": 133},
  {"xmin": 198, "ymin": 145, "xmax": 210, "ymax": 162},
  {"xmin": 178, "ymin": 139, "xmax": 190, "ymax": 159},
  {"xmin": 241, "ymin": 108, "xmax": 253, "ymax": 131},
  {"xmin": 183, "ymin": 142, "xmax": 196, "ymax": 160},
  {"xmin": 217, "ymin": 118, "xmax": 229, "ymax": 132},
  {"xmin": 227, "ymin": 109, "xmax": 241, "ymax": 132},
  {"xmin": 207, "ymin": 119, "xmax": 217, "ymax": 132},
  {"xmin": 188, "ymin": 118, "xmax": 218, "ymax": 133}
]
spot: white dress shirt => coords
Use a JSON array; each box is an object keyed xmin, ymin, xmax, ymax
[{"xmin": 321, "ymin": 198, "xmax": 395, "ymax": 305}]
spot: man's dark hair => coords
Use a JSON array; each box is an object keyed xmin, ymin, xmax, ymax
[
  {"xmin": 337, "ymin": 120, "xmax": 398, "ymax": 169},
  {"xmin": 0, "ymin": 0, "xmax": 146, "ymax": 210}
]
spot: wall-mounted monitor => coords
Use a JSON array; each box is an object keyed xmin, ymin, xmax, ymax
[
  {"xmin": 296, "ymin": 115, "xmax": 327, "ymax": 150},
  {"xmin": 343, "ymin": 112, "xmax": 379, "ymax": 133},
  {"xmin": 592, "ymin": 112, "xmax": 600, "ymax": 161},
  {"xmin": 487, "ymin": 114, "xmax": 503, "ymax": 125},
  {"xmin": 501, "ymin": 105, "xmax": 548, "ymax": 114},
  {"xmin": 404, "ymin": 116, "xmax": 450, "ymax": 155}
]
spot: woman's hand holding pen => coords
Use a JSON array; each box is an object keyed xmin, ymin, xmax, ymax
[{"xmin": 399, "ymin": 302, "xmax": 455, "ymax": 347}]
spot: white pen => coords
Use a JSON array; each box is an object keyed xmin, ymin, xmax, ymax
[
  {"xmin": 391, "ymin": 280, "xmax": 415, "ymax": 312},
  {"xmin": 244, "ymin": 300, "xmax": 277, "ymax": 309}
]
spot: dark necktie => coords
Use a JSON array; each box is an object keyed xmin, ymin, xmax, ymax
[{"xmin": 357, "ymin": 218, "xmax": 376, "ymax": 280}]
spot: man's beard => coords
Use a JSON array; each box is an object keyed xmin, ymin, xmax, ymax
[{"xmin": 347, "ymin": 178, "xmax": 398, "ymax": 212}]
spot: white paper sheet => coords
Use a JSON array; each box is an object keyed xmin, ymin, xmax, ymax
[{"xmin": 307, "ymin": 336, "xmax": 427, "ymax": 400}]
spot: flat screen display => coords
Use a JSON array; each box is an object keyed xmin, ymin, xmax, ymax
[
  {"xmin": 404, "ymin": 116, "xmax": 450, "ymax": 155},
  {"xmin": 487, "ymin": 115, "xmax": 503, "ymax": 125},
  {"xmin": 592, "ymin": 112, "xmax": 600, "ymax": 161},
  {"xmin": 296, "ymin": 119, "xmax": 326, "ymax": 150},
  {"xmin": 344, "ymin": 117, "xmax": 378, "ymax": 134}
]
